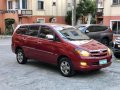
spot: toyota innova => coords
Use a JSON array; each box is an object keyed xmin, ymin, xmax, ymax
[{"xmin": 12, "ymin": 23, "xmax": 112, "ymax": 77}]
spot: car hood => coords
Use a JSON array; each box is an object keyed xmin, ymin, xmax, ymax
[{"xmin": 68, "ymin": 39, "xmax": 107, "ymax": 51}]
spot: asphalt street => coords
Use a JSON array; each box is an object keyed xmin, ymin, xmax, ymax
[{"xmin": 0, "ymin": 38, "xmax": 120, "ymax": 90}]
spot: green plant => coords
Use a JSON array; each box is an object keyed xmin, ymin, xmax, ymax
[
  {"xmin": 65, "ymin": 11, "xmax": 72, "ymax": 25},
  {"xmin": 5, "ymin": 18, "xmax": 15, "ymax": 35}
]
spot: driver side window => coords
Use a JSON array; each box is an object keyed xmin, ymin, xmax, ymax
[
  {"xmin": 39, "ymin": 26, "xmax": 54, "ymax": 39},
  {"xmin": 87, "ymin": 26, "xmax": 95, "ymax": 32}
]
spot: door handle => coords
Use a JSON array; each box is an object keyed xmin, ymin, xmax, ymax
[{"xmin": 22, "ymin": 37, "xmax": 26, "ymax": 40}]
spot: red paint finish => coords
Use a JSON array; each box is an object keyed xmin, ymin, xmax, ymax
[{"xmin": 12, "ymin": 23, "xmax": 112, "ymax": 71}]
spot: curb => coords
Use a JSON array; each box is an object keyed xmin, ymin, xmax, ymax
[{"xmin": 0, "ymin": 35, "xmax": 12, "ymax": 39}]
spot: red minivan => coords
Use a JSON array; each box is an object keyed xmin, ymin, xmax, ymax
[{"xmin": 11, "ymin": 23, "xmax": 112, "ymax": 77}]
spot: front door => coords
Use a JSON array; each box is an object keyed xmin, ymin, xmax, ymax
[
  {"xmin": 86, "ymin": 26, "xmax": 100, "ymax": 41},
  {"xmin": 35, "ymin": 25, "xmax": 59, "ymax": 64}
]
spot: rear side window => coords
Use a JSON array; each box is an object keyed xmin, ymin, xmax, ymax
[
  {"xmin": 94, "ymin": 26, "xmax": 108, "ymax": 32},
  {"xmin": 29, "ymin": 25, "xmax": 40, "ymax": 36},
  {"xmin": 16, "ymin": 25, "xmax": 29, "ymax": 35},
  {"xmin": 87, "ymin": 26, "xmax": 108, "ymax": 32}
]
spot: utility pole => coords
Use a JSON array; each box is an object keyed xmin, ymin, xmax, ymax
[{"xmin": 72, "ymin": 0, "xmax": 76, "ymax": 26}]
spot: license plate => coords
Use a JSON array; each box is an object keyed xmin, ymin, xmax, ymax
[
  {"xmin": 99, "ymin": 59, "xmax": 107, "ymax": 65},
  {"xmin": 118, "ymin": 45, "xmax": 120, "ymax": 47}
]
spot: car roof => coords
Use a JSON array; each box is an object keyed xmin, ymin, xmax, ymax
[
  {"xmin": 75, "ymin": 24, "xmax": 107, "ymax": 28},
  {"xmin": 18, "ymin": 23, "xmax": 74, "ymax": 31}
]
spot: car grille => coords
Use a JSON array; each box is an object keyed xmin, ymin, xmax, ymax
[{"xmin": 90, "ymin": 49, "xmax": 108, "ymax": 57}]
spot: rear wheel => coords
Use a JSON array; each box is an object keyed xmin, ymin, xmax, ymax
[
  {"xmin": 101, "ymin": 38, "xmax": 109, "ymax": 46},
  {"xmin": 58, "ymin": 57, "xmax": 75, "ymax": 77},
  {"xmin": 16, "ymin": 49, "xmax": 27, "ymax": 64},
  {"xmin": 114, "ymin": 52, "xmax": 120, "ymax": 59}
]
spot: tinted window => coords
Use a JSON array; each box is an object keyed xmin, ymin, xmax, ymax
[
  {"xmin": 39, "ymin": 26, "xmax": 53, "ymax": 39},
  {"xmin": 94, "ymin": 26, "xmax": 108, "ymax": 32},
  {"xmin": 16, "ymin": 25, "xmax": 29, "ymax": 35},
  {"xmin": 87, "ymin": 26, "xmax": 95, "ymax": 32},
  {"xmin": 29, "ymin": 25, "xmax": 40, "ymax": 36},
  {"xmin": 87, "ymin": 26, "xmax": 108, "ymax": 32}
]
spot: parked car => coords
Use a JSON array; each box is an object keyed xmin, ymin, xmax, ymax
[
  {"xmin": 76, "ymin": 24, "xmax": 113, "ymax": 46},
  {"xmin": 11, "ymin": 23, "xmax": 112, "ymax": 77},
  {"xmin": 113, "ymin": 37, "xmax": 120, "ymax": 58}
]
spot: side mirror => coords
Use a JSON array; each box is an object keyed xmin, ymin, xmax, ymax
[
  {"xmin": 85, "ymin": 30, "xmax": 89, "ymax": 33},
  {"xmin": 46, "ymin": 34, "xmax": 54, "ymax": 40}
]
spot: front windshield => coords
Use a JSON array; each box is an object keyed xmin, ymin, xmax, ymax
[{"xmin": 56, "ymin": 27, "xmax": 90, "ymax": 41}]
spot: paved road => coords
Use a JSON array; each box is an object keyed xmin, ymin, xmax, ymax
[{"xmin": 0, "ymin": 38, "xmax": 120, "ymax": 90}]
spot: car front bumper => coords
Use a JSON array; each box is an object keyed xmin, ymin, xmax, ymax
[{"xmin": 72, "ymin": 55, "xmax": 112, "ymax": 71}]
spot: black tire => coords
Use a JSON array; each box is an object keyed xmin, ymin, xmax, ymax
[
  {"xmin": 16, "ymin": 49, "xmax": 27, "ymax": 64},
  {"xmin": 114, "ymin": 52, "xmax": 120, "ymax": 59},
  {"xmin": 58, "ymin": 57, "xmax": 75, "ymax": 77},
  {"xmin": 101, "ymin": 38, "xmax": 109, "ymax": 46},
  {"xmin": 94, "ymin": 69, "xmax": 101, "ymax": 72}
]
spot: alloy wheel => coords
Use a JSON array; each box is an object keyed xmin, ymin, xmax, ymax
[{"xmin": 60, "ymin": 61, "xmax": 70, "ymax": 75}]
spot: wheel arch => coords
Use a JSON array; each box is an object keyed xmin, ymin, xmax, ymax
[
  {"xmin": 101, "ymin": 37, "xmax": 109, "ymax": 42},
  {"xmin": 15, "ymin": 46, "xmax": 23, "ymax": 54},
  {"xmin": 101, "ymin": 36, "xmax": 110, "ymax": 46},
  {"xmin": 57, "ymin": 55, "xmax": 70, "ymax": 65}
]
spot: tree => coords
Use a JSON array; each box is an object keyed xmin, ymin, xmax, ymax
[
  {"xmin": 65, "ymin": 11, "xmax": 72, "ymax": 25},
  {"xmin": 5, "ymin": 18, "xmax": 15, "ymax": 35},
  {"xmin": 65, "ymin": 0, "xmax": 96, "ymax": 25}
]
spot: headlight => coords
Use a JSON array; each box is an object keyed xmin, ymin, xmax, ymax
[
  {"xmin": 75, "ymin": 48, "xmax": 90, "ymax": 57},
  {"xmin": 108, "ymin": 48, "xmax": 112, "ymax": 55}
]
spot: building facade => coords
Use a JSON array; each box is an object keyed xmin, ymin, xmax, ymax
[
  {"xmin": 103, "ymin": 0, "xmax": 120, "ymax": 34},
  {"xmin": 0, "ymin": 0, "xmax": 74, "ymax": 34},
  {"xmin": 96, "ymin": 0, "xmax": 104, "ymax": 24}
]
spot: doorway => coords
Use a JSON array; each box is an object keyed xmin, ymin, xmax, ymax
[{"xmin": 110, "ymin": 20, "xmax": 120, "ymax": 34}]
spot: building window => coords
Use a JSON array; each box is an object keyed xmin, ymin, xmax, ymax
[
  {"xmin": 113, "ymin": 0, "xmax": 120, "ymax": 5},
  {"xmin": 38, "ymin": 0, "xmax": 44, "ymax": 10},
  {"xmin": 68, "ymin": 3, "xmax": 71, "ymax": 7},
  {"xmin": 8, "ymin": 1, "xmax": 13, "ymax": 9},
  {"xmin": 111, "ymin": 21, "xmax": 120, "ymax": 34},
  {"xmin": 22, "ymin": 0, "xmax": 27, "ymax": 9},
  {"xmin": 52, "ymin": 2, "xmax": 56, "ymax": 6},
  {"xmin": 98, "ymin": 0, "xmax": 103, "ymax": 7},
  {"xmin": 37, "ymin": 18, "xmax": 45, "ymax": 23},
  {"xmin": 16, "ymin": 0, "xmax": 20, "ymax": 9},
  {"xmin": 16, "ymin": 0, "xmax": 27, "ymax": 9}
]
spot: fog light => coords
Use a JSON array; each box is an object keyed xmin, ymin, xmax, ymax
[{"xmin": 80, "ymin": 62, "xmax": 87, "ymax": 66}]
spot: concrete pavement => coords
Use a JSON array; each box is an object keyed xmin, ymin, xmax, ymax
[
  {"xmin": 0, "ymin": 35, "xmax": 12, "ymax": 39},
  {"xmin": 1, "ymin": 38, "xmax": 120, "ymax": 90}
]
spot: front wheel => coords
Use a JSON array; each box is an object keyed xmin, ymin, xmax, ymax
[
  {"xmin": 16, "ymin": 49, "xmax": 27, "ymax": 64},
  {"xmin": 101, "ymin": 38, "xmax": 109, "ymax": 46},
  {"xmin": 58, "ymin": 57, "xmax": 75, "ymax": 77}
]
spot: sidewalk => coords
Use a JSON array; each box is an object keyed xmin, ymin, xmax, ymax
[{"xmin": 0, "ymin": 35, "xmax": 12, "ymax": 39}]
